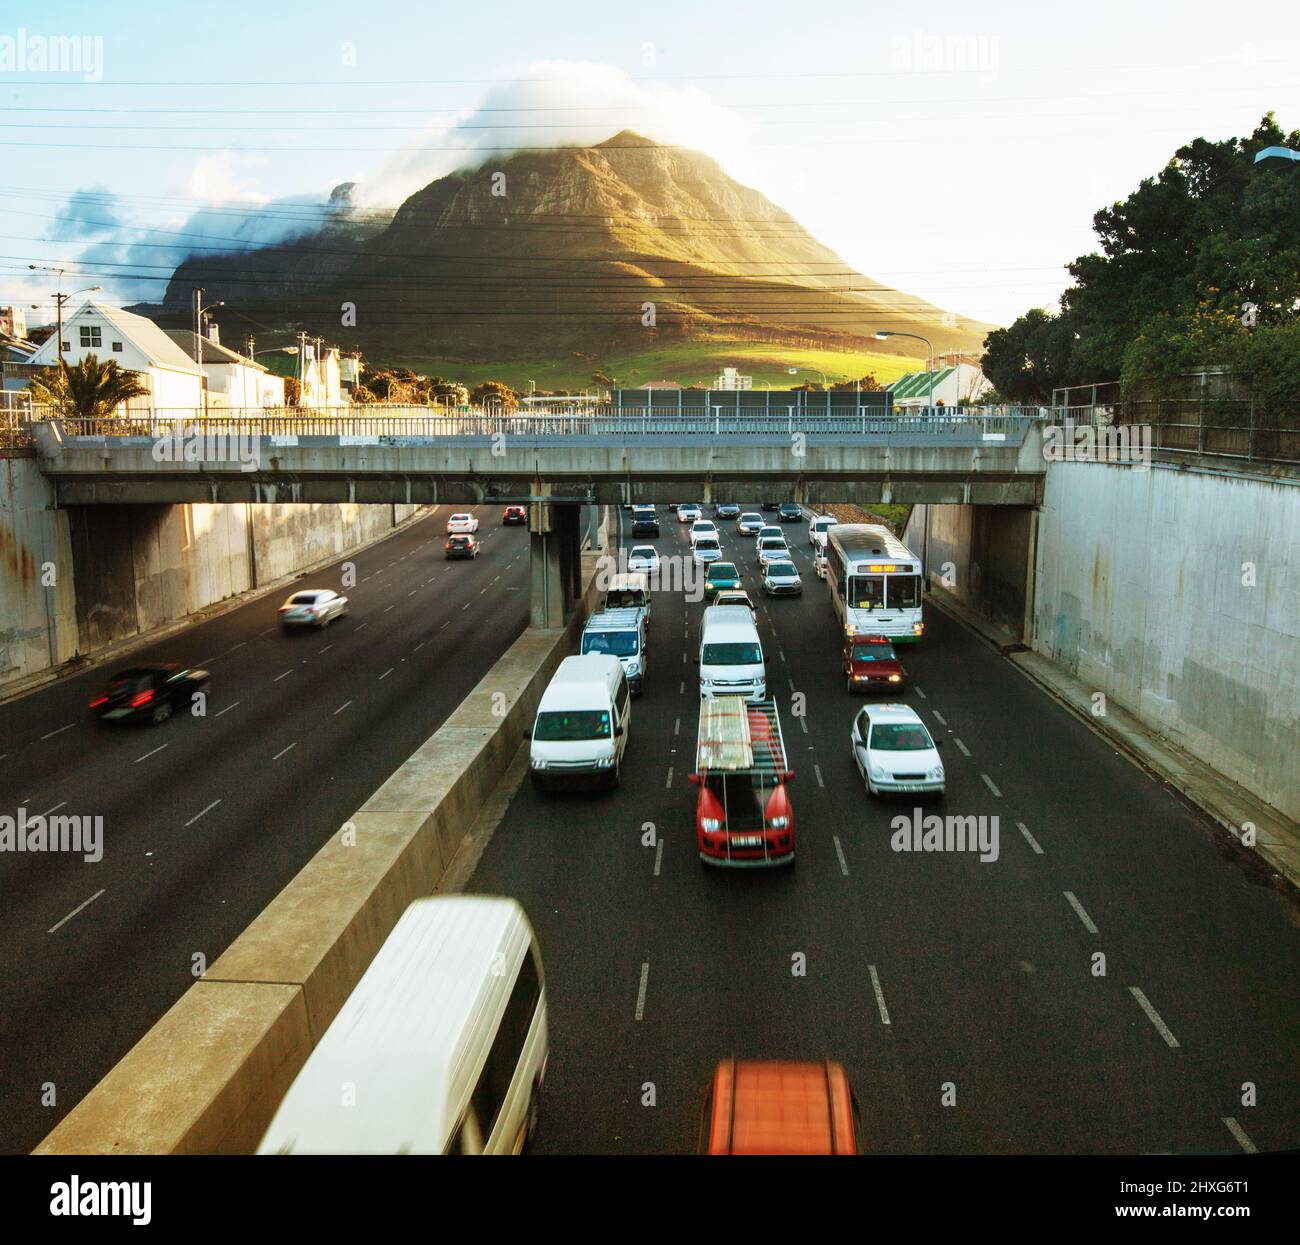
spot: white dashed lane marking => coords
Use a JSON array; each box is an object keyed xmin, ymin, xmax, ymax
[
  {"xmin": 981, "ymin": 772, "xmax": 1003, "ymax": 797},
  {"xmin": 184, "ymin": 799, "xmax": 221, "ymax": 827},
  {"xmin": 867, "ymin": 965, "xmax": 891, "ymax": 1025},
  {"xmin": 134, "ymin": 743, "xmax": 168, "ymax": 764},
  {"xmin": 1128, "ymin": 986, "xmax": 1180, "ymax": 1048},
  {"xmin": 48, "ymin": 889, "xmax": 106, "ymax": 935},
  {"xmin": 272, "ymin": 742, "xmax": 298, "ymax": 761},
  {"xmin": 635, "ymin": 962, "xmax": 650, "ymax": 1021},
  {"xmin": 1064, "ymin": 891, "xmax": 1099, "ymax": 935},
  {"xmin": 1017, "ymin": 822, "xmax": 1044, "ymax": 855}
]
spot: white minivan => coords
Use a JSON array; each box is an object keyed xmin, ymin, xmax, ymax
[
  {"xmin": 257, "ymin": 896, "xmax": 548, "ymax": 1155},
  {"xmin": 698, "ymin": 604, "xmax": 766, "ymax": 702},
  {"xmin": 529, "ymin": 653, "xmax": 631, "ymax": 790}
]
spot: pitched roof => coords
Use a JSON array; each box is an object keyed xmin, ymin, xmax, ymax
[
  {"xmin": 164, "ymin": 330, "xmax": 269, "ymax": 371},
  {"xmin": 31, "ymin": 301, "xmax": 202, "ymax": 374}
]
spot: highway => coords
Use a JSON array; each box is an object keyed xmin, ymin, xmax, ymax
[
  {"xmin": 470, "ymin": 506, "xmax": 1300, "ymax": 1155},
  {"xmin": 0, "ymin": 504, "xmax": 530, "ymax": 1155}
]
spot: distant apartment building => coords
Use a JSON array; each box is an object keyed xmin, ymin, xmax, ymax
[
  {"xmin": 0, "ymin": 306, "xmax": 27, "ymax": 339},
  {"xmin": 714, "ymin": 366, "xmax": 753, "ymax": 391}
]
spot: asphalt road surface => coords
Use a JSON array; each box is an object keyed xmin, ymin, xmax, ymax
[
  {"xmin": 471, "ymin": 506, "xmax": 1300, "ymax": 1155},
  {"xmin": 0, "ymin": 505, "xmax": 530, "ymax": 1155}
]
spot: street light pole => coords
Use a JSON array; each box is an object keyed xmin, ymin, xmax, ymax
[
  {"xmin": 28, "ymin": 265, "xmax": 100, "ymax": 376},
  {"xmin": 875, "ymin": 330, "xmax": 935, "ymax": 412}
]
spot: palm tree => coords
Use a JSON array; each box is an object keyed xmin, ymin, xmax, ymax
[{"xmin": 29, "ymin": 354, "xmax": 150, "ymax": 421}]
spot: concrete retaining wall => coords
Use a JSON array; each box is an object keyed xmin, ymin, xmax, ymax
[
  {"xmin": 0, "ymin": 451, "xmax": 423, "ymax": 689},
  {"xmin": 35, "ymin": 550, "xmax": 603, "ymax": 1155},
  {"xmin": 1031, "ymin": 462, "xmax": 1300, "ymax": 822}
]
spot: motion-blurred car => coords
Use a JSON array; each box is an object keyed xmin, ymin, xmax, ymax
[
  {"xmin": 737, "ymin": 512, "xmax": 765, "ymax": 536},
  {"xmin": 762, "ymin": 560, "xmax": 803, "ymax": 596},
  {"xmin": 808, "ymin": 513, "xmax": 838, "ymax": 547},
  {"xmin": 778, "ymin": 503, "xmax": 802, "ymax": 522},
  {"xmin": 90, "ymin": 664, "xmax": 211, "ymax": 726},
  {"xmin": 843, "ymin": 635, "xmax": 904, "ymax": 693},
  {"xmin": 447, "ymin": 512, "xmax": 479, "ymax": 534},
  {"xmin": 851, "ymin": 703, "xmax": 945, "ymax": 798},
  {"xmin": 700, "ymin": 1058, "xmax": 860, "ymax": 1155},
  {"xmin": 704, "ymin": 561, "xmax": 743, "ymax": 598},
  {"xmin": 279, "ymin": 588, "xmax": 349, "ymax": 630},
  {"xmin": 715, "ymin": 504, "xmax": 741, "ymax": 520},
  {"xmin": 678, "ymin": 504, "xmax": 702, "ymax": 524},
  {"xmin": 757, "ymin": 536, "xmax": 791, "ymax": 568},
  {"xmin": 445, "ymin": 534, "xmax": 480, "ymax": 559},
  {"xmin": 627, "ymin": 545, "xmax": 660, "ymax": 574},
  {"xmin": 814, "ymin": 548, "xmax": 829, "ymax": 579},
  {"xmin": 692, "ymin": 536, "xmax": 723, "ymax": 565},
  {"xmin": 502, "ymin": 505, "xmax": 527, "ymax": 525},
  {"xmin": 689, "ymin": 519, "xmax": 718, "ymax": 546}
]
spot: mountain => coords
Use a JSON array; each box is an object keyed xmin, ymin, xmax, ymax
[{"xmin": 160, "ymin": 132, "xmax": 995, "ymax": 366}]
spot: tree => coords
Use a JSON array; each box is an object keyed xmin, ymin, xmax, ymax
[
  {"xmin": 831, "ymin": 374, "xmax": 882, "ymax": 391},
  {"xmin": 284, "ymin": 376, "xmax": 301, "ymax": 406},
  {"xmin": 28, "ymin": 354, "xmax": 149, "ymax": 420},
  {"xmin": 471, "ymin": 380, "xmax": 519, "ymax": 411},
  {"xmin": 981, "ymin": 308, "xmax": 1083, "ymax": 403},
  {"xmin": 592, "ymin": 369, "xmax": 615, "ymax": 390}
]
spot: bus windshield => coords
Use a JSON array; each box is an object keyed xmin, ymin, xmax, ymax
[
  {"xmin": 702, "ymin": 642, "xmax": 762, "ymax": 665},
  {"xmin": 534, "ymin": 710, "xmax": 611, "ymax": 741},
  {"xmin": 889, "ymin": 575, "xmax": 920, "ymax": 608},
  {"xmin": 847, "ymin": 575, "xmax": 884, "ymax": 610}
]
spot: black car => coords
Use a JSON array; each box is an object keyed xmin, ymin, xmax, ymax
[
  {"xmin": 760, "ymin": 501, "xmax": 779, "ymax": 511},
  {"xmin": 631, "ymin": 514, "xmax": 660, "ymax": 536},
  {"xmin": 778, "ymin": 503, "xmax": 803, "ymax": 522},
  {"xmin": 715, "ymin": 504, "xmax": 741, "ymax": 520},
  {"xmin": 445, "ymin": 534, "xmax": 479, "ymax": 559},
  {"xmin": 90, "ymin": 664, "xmax": 210, "ymax": 726}
]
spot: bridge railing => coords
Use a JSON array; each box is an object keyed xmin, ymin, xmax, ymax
[{"xmin": 35, "ymin": 403, "xmax": 1043, "ymax": 444}]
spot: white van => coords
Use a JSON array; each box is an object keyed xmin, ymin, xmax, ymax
[
  {"xmin": 698, "ymin": 605, "xmax": 766, "ymax": 702},
  {"xmin": 581, "ymin": 608, "xmax": 648, "ymax": 694},
  {"xmin": 604, "ymin": 572, "xmax": 651, "ymax": 622},
  {"xmin": 257, "ymin": 896, "xmax": 548, "ymax": 1155},
  {"xmin": 529, "ymin": 653, "xmax": 631, "ymax": 789}
]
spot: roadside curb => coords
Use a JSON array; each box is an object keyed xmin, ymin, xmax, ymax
[
  {"xmin": 0, "ymin": 505, "xmax": 435, "ymax": 708},
  {"xmin": 924, "ymin": 582, "xmax": 1300, "ymax": 894}
]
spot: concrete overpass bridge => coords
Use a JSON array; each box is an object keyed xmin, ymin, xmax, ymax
[{"xmin": 24, "ymin": 405, "xmax": 1048, "ymax": 626}]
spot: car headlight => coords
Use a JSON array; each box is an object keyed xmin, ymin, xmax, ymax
[
  {"xmin": 595, "ymin": 755, "xmax": 615, "ymax": 768},
  {"xmin": 930, "ymin": 767, "xmax": 945, "ymax": 781},
  {"xmin": 532, "ymin": 759, "xmax": 548, "ymax": 770},
  {"xmin": 626, "ymin": 661, "xmax": 640, "ymax": 674},
  {"xmin": 888, "ymin": 674, "xmax": 902, "ymax": 683},
  {"xmin": 871, "ymin": 766, "xmax": 886, "ymax": 780},
  {"xmin": 913, "ymin": 623, "xmax": 924, "ymax": 634},
  {"xmin": 701, "ymin": 818, "xmax": 722, "ymax": 832},
  {"xmin": 768, "ymin": 816, "xmax": 789, "ymax": 829}
]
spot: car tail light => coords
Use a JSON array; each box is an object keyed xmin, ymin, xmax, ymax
[
  {"xmin": 130, "ymin": 690, "xmax": 154, "ymax": 707},
  {"xmin": 89, "ymin": 695, "xmax": 108, "ymax": 708}
]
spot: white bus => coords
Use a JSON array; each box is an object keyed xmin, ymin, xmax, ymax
[{"xmin": 825, "ymin": 524, "xmax": 925, "ymax": 643}]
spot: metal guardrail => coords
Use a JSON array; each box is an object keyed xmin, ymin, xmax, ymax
[
  {"xmin": 1, "ymin": 408, "xmax": 33, "ymax": 453},
  {"xmin": 32, "ymin": 403, "xmax": 1041, "ymax": 445}
]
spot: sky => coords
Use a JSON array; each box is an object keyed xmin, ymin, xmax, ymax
[{"xmin": 2, "ymin": 0, "xmax": 1298, "ymax": 330}]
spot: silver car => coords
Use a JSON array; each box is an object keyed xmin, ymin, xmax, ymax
[{"xmin": 279, "ymin": 588, "xmax": 349, "ymax": 630}]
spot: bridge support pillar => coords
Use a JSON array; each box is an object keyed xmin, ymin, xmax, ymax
[{"xmin": 529, "ymin": 502, "xmax": 583, "ymax": 628}]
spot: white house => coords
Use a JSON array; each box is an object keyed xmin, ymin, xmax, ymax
[
  {"xmin": 298, "ymin": 341, "xmax": 348, "ymax": 410},
  {"xmin": 164, "ymin": 328, "xmax": 285, "ymax": 410},
  {"xmin": 714, "ymin": 366, "xmax": 753, "ymax": 391},
  {"xmin": 28, "ymin": 300, "xmax": 203, "ymax": 411},
  {"xmin": 888, "ymin": 360, "xmax": 992, "ymax": 409}
]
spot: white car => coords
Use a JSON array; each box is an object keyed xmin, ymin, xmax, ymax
[
  {"xmin": 689, "ymin": 519, "xmax": 718, "ymax": 546},
  {"xmin": 757, "ymin": 536, "xmax": 790, "ymax": 567},
  {"xmin": 809, "ymin": 514, "xmax": 839, "ymax": 547},
  {"xmin": 762, "ymin": 560, "xmax": 803, "ymax": 596},
  {"xmin": 446, "ymin": 512, "xmax": 479, "ymax": 534},
  {"xmin": 713, "ymin": 589, "xmax": 756, "ymax": 618},
  {"xmin": 278, "ymin": 588, "xmax": 349, "ymax": 630},
  {"xmin": 851, "ymin": 703, "xmax": 945, "ymax": 798},
  {"xmin": 627, "ymin": 545, "xmax": 660, "ymax": 574},
  {"xmin": 678, "ymin": 504, "xmax": 702, "ymax": 524},
  {"xmin": 692, "ymin": 536, "xmax": 723, "ymax": 565},
  {"xmin": 814, "ymin": 548, "xmax": 829, "ymax": 579},
  {"xmin": 736, "ymin": 512, "xmax": 765, "ymax": 536},
  {"xmin": 754, "ymin": 525, "xmax": 783, "ymax": 551}
]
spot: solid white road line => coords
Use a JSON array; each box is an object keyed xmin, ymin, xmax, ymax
[
  {"xmin": 654, "ymin": 839, "xmax": 664, "ymax": 877},
  {"xmin": 1017, "ymin": 822, "xmax": 1044, "ymax": 855},
  {"xmin": 867, "ymin": 964, "xmax": 891, "ymax": 1025},
  {"xmin": 215, "ymin": 701, "xmax": 240, "ymax": 718},
  {"xmin": 134, "ymin": 743, "xmax": 168, "ymax": 764},
  {"xmin": 635, "ymin": 962, "xmax": 650, "ymax": 1020},
  {"xmin": 272, "ymin": 742, "xmax": 297, "ymax": 761},
  {"xmin": 953, "ymin": 737, "xmax": 972, "ymax": 757},
  {"xmin": 184, "ymin": 799, "xmax": 221, "ymax": 827},
  {"xmin": 833, "ymin": 835, "xmax": 849, "ymax": 876},
  {"xmin": 1222, "ymin": 1117, "xmax": 1258, "ymax": 1154},
  {"xmin": 48, "ymin": 888, "xmax": 106, "ymax": 934},
  {"xmin": 1064, "ymin": 891, "xmax": 1099, "ymax": 934},
  {"xmin": 40, "ymin": 723, "xmax": 76, "ymax": 740},
  {"xmin": 1128, "ymin": 986, "xmax": 1180, "ymax": 1048},
  {"xmin": 333, "ymin": 700, "xmax": 352, "ymax": 715},
  {"xmin": 981, "ymin": 772, "xmax": 1003, "ymax": 797}
]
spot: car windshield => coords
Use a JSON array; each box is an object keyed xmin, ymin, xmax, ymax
[
  {"xmin": 708, "ymin": 564, "xmax": 738, "ymax": 579},
  {"xmin": 870, "ymin": 723, "xmax": 934, "ymax": 751},
  {"xmin": 533, "ymin": 710, "xmax": 611, "ymax": 741},
  {"xmin": 851, "ymin": 642, "xmax": 895, "ymax": 661},
  {"xmin": 630, "ymin": 548, "xmax": 656, "ymax": 560},
  {"xmin": 696, "ymin": 539, "xmax": 719, "ymax": 551},
  {"xmin": 759, "ymin": 540, "xmax": 786, "ymax": 551},
  {"xmin": 768, "ymin": 564, "xmax": 798, "ymax": 578},
  {"xmin": 814, "ymin": 520, "xmax": 835, "ymax": 531},
  {"xmin": 702, "ymin": 642, "xmax": 762, "ymax": 665},
  {"xmin": 583, "ymin": 631, "xmax": 639, "ymax": 657},
  {"xmin": 740, "ymin": 514, "xmax": 761, "ymax": 523}
]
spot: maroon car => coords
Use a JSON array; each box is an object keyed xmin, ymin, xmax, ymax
[
  {"xmin": 502, "ymin": 505, "xmax": 528, "ymax": 525},
  {"xmin": 843, "ymin": 635, "xmax": 905, "ymax": 694}
]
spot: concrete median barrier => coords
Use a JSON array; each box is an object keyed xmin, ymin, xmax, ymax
[{"xmin": 36, "ymin": 546, "xmax": 604, "ymax": 1155}]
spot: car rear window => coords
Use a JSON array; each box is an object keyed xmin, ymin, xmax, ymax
[{"xmin": 289, "ymin": 592, "xmax": 320, "ymax": 604}]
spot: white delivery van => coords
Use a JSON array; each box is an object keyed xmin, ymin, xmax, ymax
[
  {"xmin": 257, "ymin": 896, "xmax": 548, "ymax": 1155},
  {"xmin": 581, "ymin": 608, "xmax": 648, "ymax": 694},
  {"xmin": 604, "ymin": 572, "xmax": 651, "ymax": 622},
  {"xmin": 529, "ymin": 653, "xmax": 631, "ymax": 789},
  {"xmin": 698, "ymin": 604, "xmax": 767, "ymax": 702}
]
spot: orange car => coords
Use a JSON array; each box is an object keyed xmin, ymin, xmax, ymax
[{"xmin": 700, "ymin": 1058, "xmax": 860, "ymax": 1154}]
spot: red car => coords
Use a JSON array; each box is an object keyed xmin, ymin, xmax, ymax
[
  {"xmin": 689, "ymin": 698, "xmax": 794, "ymax": 867},
  {"xmin": 502, "ymin": 505, "xmax": 528, "ymax": 525},
  {"xmin": 843, "ymin": 635, "xmax": 905, "ymax": 694}
]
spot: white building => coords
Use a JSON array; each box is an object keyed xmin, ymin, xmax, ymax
[
  {"xmin": 299, "ymin": 341, "xmax": 348, "ymax": 410},
  {"xmin": 714, "ymin": 366, "xmax": 753, "ymax": 391},
  {"xmin": 27, "ymin": 300, "xmax": 203, "ymax": 411},
  {"xmin": 165, "ymin": 328, "xmax": 285, "ymax": 410},
  {"xmin": 0, "ymin": 306, "xmax": 26, "ymax": 339},
  {"xmin": 888, "ymin": 360, "xmax": 992, "ymax": 409}
]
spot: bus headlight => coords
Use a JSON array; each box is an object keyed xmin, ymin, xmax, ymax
[{"xmin": 913, "ymin": 623, "xmax": 924, "ymax": 634}]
